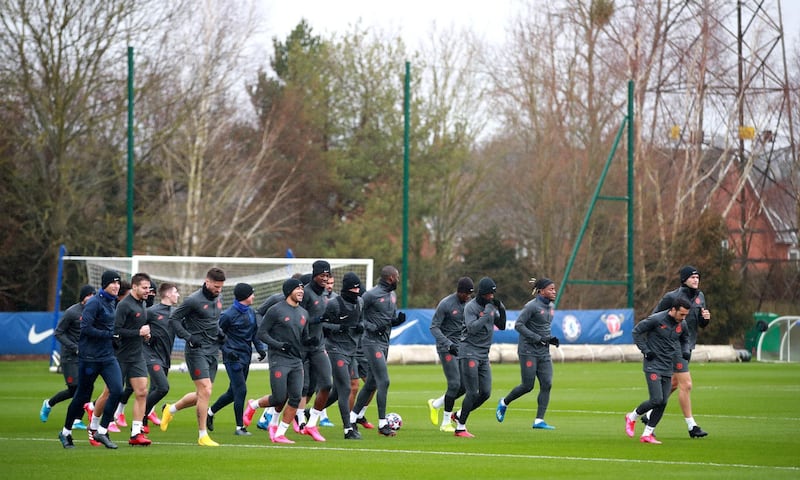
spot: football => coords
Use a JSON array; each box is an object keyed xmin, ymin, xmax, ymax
[{"xmin": 386, "ymin": 412, "xmax": 403, "ymax": 431}]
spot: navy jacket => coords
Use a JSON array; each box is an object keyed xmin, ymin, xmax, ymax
[
  {"xmin": 219, "ymin": 302, "xmax": 266, "ymax": 364},
  {"xmin": 78, "ymin": 289, "xmax": 118, "ymax": 362}
]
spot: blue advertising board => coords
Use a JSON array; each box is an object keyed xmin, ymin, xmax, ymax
[{"xmin": 1, "ymin": 308, "xmax": 633, "ymax": 355}]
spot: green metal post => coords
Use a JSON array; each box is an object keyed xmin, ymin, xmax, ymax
[
  {"xmin": 555, "ymin": 119, "xmax": 628, "ymax": 308},
  {"xmin": 626, "ymin": 80, "xmax": 634, "ymax": 308},
  {"xmin": 555, "ymin": 81, "xmax": 635, "ymax": 309},
  {"xmin": 126, "ymin": 46, "xmax": 134, "ymax": 256},
  {"xmin": 401, "ymin": 61, "xmax": 410, "ymax": 308}
]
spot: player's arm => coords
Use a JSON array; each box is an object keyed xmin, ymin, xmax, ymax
[
  {"xmin": 55, "ymin": 310, "xmax": 79, "ymax": 353},
  {"xmin": 80, "ymin": 300, "xmax": 112, "ymax": 339},
  {"xmin": 514, "ymin": 307, "xmax": 541, "ymax": 343}
]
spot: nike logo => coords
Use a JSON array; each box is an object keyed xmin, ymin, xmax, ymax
[
  {"xmin": 28, "ymin": 325, "xmax": 54, "ymax": 344},
  {"xmin": 390, "ymin": 319, "xmax": 417, "ymax": 340},
  {"xmin": 339, "ymin": 315, "xmax": 348, "ymax": 320}
]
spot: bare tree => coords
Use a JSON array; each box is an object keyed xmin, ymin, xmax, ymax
[
  {"xmin": 134, "ymin": 0, "xmax": 306, "ymax": 257},
  {"xmin": 0, "ymin": 0, "xmax": 174, "ymax": 307}
]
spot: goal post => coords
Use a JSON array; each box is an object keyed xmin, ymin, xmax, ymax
[
  {"xmin": 62, "ymin": 255, "xmax": 373, "ymax": 305},
  {"xmin": 57, "ymin": 255, "xmax": 374, "ymax": 362},
  {"xmin": 756, "ymin": 316, "xmax": 800, "ymax": 362}
]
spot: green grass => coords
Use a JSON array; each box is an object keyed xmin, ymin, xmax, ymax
[{"xmin": 1, "ymin": 360, "xmax": 798, "ymax": 479}]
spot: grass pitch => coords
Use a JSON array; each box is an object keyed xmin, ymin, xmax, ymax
[{"xmin": 1, "ymin": 360, "xmax": 798, "ymax": 479}]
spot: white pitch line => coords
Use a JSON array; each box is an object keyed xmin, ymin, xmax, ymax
[{"xmin": 8, "ymin": 437, "xmax": 798, "ymax": 472}]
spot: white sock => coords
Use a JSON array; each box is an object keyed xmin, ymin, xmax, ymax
[
  {"xmin": 349, "ymin": 411, "xmax": 358, "ymax": 424},
  {"xmin": 499, "ymin": 397, "xmax": 507, "ymax": 407},
  {"xmin": 114, "ymin": 402, "xmax": 126, "ymax": 417},
  {"xmin": 199, "ymin": 429, "xmax": 207, "ymax": 438},
  {"xmin": 276, "ymin": 421, "xmax": 289, "ymax": 437},
  {"xmin": 169, "ymin": 404, "xmax": 178, "ymax": 414},
  {"xmin": 61, "ymin": 427, "xmax": 71, "ymax": 436},
  {"xmin": 432, "ymin": 395, "xmax": 445, "ymax": 409},
  {"xmin": 685, "ymin": 417, "xmax": 697, "ymax": 429},
  {"xmin": 321, "ymin": 408, "xmax": 329, "ymax": 419},
  {"xmin": 378, "ymin": 418, "xmax": 387, "ymax": 428},
  {"xmin": 643, "ymin": 425, "xmax": 655, "ymax": 436},
  {"xmin": 442, "ymin": 411, "xmax": 452, "ymax": 426},
  {"xmin": 627, "ymin": 410, "xmax": 639, "ymax": 421},
  {"xmin": 131, "ymin": 420, "xmax": 142, "ymax": 436},
  {"xmin": 455, "ymin": 410, "xmax": 465, "ymax": 429},
  {"xmin": 248, "ymin": 399, "xmax": 259, "ymax": 410},
  {"xmin": 90, "ymin": 414, "xmax": 100, "ymax": 430},
  {"xmin": 306, "ymin": 408, "xmax": 321, "ymax": 428},
  {"xmin": 358, "ymin": 406, "xmax": 368, "ymax": 418},
  {"xmin": 534, "ymin": 418, "xmax": 544, "ymax": 424},
  {"xmin": 207, "ymin": 408, "xmax": 214, "ymax": 417}
]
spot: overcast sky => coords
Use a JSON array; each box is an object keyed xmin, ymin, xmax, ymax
[{"xmin": 257, "ymin": 0, "xmax": 800, "ymax": 51}]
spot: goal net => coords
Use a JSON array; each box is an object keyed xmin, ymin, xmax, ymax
[
  {"xmin": 756, "ymin": 316, "xmax": 800, "ymax": 362},
  {"xmin": 60, "ymin": 255, "xmax": 373, "ymax": 361}
]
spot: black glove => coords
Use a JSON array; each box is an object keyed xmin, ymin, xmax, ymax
[
  {"xmin": 366, "ymin": 323, "xmax": 386, "ymax": 335},
  {"xmin": 644, "ymin": 351, "xmax": 657, "ymax": 361},
  {"xmin": 682, "ymin": 352, "xmax": 691, "ymax": 361},
  {"xmin": 448, "ymin": 343, "xmax": 459, "ymax": 356},
  {"xmin": 350, "ymin": 323, "xmax": 365, "ymax": 335},
  {"xmin": 279, "ymin": 342, "xmax": 295, "ymax": 356},
  {"xmin": 392, "ymin": 312, "xmax": 406, "ymax": 326},
  {"xmin": 302, "ymin": 336, "xmax": 320, "ymax": 347},
  {"xmin": 216, "ymin": 331, "xmax": 226, "ymax": 345},
  {"xmin": 323, "ymin": 324, "xmax": 341, "ymax": 337},
  {"xmin": 548, "ymin": 336, "xmax": 560, "ymax": 347},
  {"xmin": 187, "ymin": 334, "xmax": 204, "ymax": 348},
  {"xmin": 257, "ymin": 349, "xmax": 267, "ymax": 361},
  {"xmin": 491, "ymin": 298, "xmax": 503, "ymax": 308}
]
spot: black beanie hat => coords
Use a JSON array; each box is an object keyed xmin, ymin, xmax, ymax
[
  {"xmin": 299, "ymin": 273, "xmax": 313, "ymax": 286},
  {"xmin": 477, "ymin": 277, "xmax": 497, "ymax": 295},
  {"xmin": 78, "ymin": 285, "xmax": 96, "ymax": 302},
  {"xmin": 535, "ymin": 278, "xmax": 554, "ymax": 290},
  {"xmin": 312, "ymin": 260, "xmax": 331, "ymax": 278},
  {"xmin": 457, "ymin": 277, "xmax": 474, "ymax": 293},
  {"xmin": 679, "ymin": 266, "xmax": 699, "ymax": 283},
  {"xmin": 234, "ymin": 283, "xmax": 254, "ymax": 301},
  {"xmin": 341, "ymin": 272, "xmax": 361, "ymax": 292},
  {"xmin": 282, "ymin": 278, "xmax": 303, "ymax": 298},
  {"xmin": 101, "ymin": 270, "xmax": 121, "ymax": 289}
]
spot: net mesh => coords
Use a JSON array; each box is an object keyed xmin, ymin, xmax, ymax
[
  {"xmin": 757, "ymin": 316, "xmax": 800, "ymax": 362},
  {"xmin": 62, "ymin": 255, "xmax": 373, "ymax": 359}
]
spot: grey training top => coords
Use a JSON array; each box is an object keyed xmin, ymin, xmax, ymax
[
  {"xmin": 515, "ymin": 295, "xmax": 554, "ymax": 356},
  {"xmin": 114, "ymin": 294, "xmax": 148, "ymax": 362},
  {"xmin": 459, "ymin": 299, "xmax": 504, "ymax": 359},
  {"xmin": 632, "ymin": 309, "xmax": 689, "ymax": 376},
  {"xmin": 55, "ymin": 302, "xmax": 84, "ymax": 360},
  {"xmin": 257, "ymin": 300, "xmax": 309, "ymax": 366},
  {"xmin": 430, "ymin": 292, "xmax": 466, "ymax": 354},
  {"xmin": 170, "ymin": 287, "xmax": 223, "ymax": 355},
  {"xmin": 653, "ymin": 286, "xmax": 707, "ymax": 351}
]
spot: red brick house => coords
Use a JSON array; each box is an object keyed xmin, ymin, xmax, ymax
[{"xmin": 708, "ymin": 148, "xmax": 798, "ymax": 270}]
